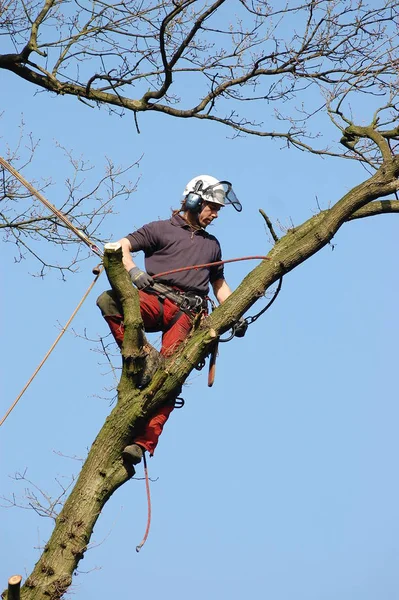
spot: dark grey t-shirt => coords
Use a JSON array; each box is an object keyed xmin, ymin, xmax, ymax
[{"xmin": 126, "ymin": 214, "xmax": 224, "ymax": 295}]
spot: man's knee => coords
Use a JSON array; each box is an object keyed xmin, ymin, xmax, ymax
[
  {"xmin": 96, "ymin": 289, "xmax": 122, "ymax": 317},
  {"xmin": 161, "ymin": 314, "xmax": 193, "ymax": 356}
]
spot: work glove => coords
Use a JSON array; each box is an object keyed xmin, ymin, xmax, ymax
[
  {"xmin": 234, "ymin": 317, "xmax": 248, "ymax": 338},
  {"xmin": 129, "ymin": 267, "xmax": 154, "ymax": 290}
]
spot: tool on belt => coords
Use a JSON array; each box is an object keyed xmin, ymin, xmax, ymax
[
  {"xmin": 149, "ymin": 282, "xmax": 219, "ymax": 384},
  {"xmin": 151, "ymin": 282, "xmax": 208, "ymax": 315}
]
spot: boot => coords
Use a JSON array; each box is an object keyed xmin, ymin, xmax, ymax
[
  {"xmin": 122, "ymin": 443, "xmax": 144, "ymax": 465},
  {"xmin": 138, "ymin": 347, "xmax": 165, "ymax": 388}
]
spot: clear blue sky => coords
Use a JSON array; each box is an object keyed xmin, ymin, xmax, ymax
[{"xmin": 1, "ymin": 45, "xmax": 399, "ymax": 600}]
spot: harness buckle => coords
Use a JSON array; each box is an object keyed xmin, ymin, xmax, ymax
[{"xmin": 180, "ymin": 294, "xmax": 204, "ymax": 312}]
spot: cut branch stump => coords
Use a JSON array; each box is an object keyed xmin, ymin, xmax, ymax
[{"xmin": 7, "ymin": 575, "xmax": 22, "ymax": 600}]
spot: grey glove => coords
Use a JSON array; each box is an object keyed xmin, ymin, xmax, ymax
[
  {"xmin": 129, "ymin": 267, "xmax": 154, "ymax": 290},
  {"xmin": 234, "ymin": 317, "xmax": 248, "ymax": 338}
]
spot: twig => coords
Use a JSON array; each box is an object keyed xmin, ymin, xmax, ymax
[
  {"xmin": 134, "ymin": 111, "xmax": 141, "ymax": 134},
  {"xmin": 259, "ymin": 209, "xmax": 279, "ymax": 242}
]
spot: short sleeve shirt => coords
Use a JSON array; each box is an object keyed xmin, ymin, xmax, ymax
[{"xmin": 126, "ymin": 214, "xmax": 224, "ymax": 295}]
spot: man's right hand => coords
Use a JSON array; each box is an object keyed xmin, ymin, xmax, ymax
[{"xmin": 129, "ymin": 267, "xmax": 154, "ymax": 290}]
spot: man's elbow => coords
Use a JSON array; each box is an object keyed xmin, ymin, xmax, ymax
[
  {"xmin": 118, "ymin": 238, "xmax": 134, "ymax": 262},
  {"xmin": 118, "ymin": 237, "xmax": 132, "ymax": 251}
]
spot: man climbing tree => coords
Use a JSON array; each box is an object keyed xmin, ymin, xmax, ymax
[
  {"xmin": 97, "ymin": 175, "xmax": 247, "ymax": 465},
  {"xmin": 1, "ymin": 2, "xmax": 399, "ymax": 599}
]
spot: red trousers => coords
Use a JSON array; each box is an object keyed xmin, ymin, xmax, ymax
[{"xmin": 105, "ymin": 290, "xmax": 193, "ymax": 454}]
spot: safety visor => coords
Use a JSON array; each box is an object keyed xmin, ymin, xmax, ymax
[{"xmin": 201, "ymin": 180, "xmax": 242, "ymax": 212}]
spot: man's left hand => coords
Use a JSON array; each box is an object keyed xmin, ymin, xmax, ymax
[
  {"xmin": 234, "ymin": 317, "xmax": 248, "ymax": 338},
  {"xmin": 129, "ymin": 267, "xmax": 154, "ymax": 290}
]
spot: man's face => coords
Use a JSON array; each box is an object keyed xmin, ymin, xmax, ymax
[{"xmin": 198, "ymin": 201, "xmax": 222, "ymax": 227}]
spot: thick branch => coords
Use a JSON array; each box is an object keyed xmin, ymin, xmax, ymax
[
  {"xmin": 0, "ymin": 56, "xmax": 146, "ymax": 111},
  {"xmin": 102, "ymin": 243, "xmax": 147, "ymax": 380},
  {"xmin": 347, "ymin": 200, "xmax": 399, "ymax": 221},
  {"xmin": 342, "ymin": 124, "xmax": 394, "ymax": 162}
]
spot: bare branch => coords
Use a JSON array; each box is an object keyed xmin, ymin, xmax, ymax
[
  {"xmin": 1, "ymin": 0, "xmax": 398, "ymax": 157},
  {"xmin": 1, "ymin": 123, "xmax": 140, "ymax": 275},
  {"xmin": 259, "ymin": 208, "xmax": 279, "ymax": 242},
  {"xmin": 347, "ymin": 199, "xmax": 399, "ymax": 220}
]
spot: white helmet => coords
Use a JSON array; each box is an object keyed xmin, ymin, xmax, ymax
[{"xmin": 182, "ymin": 175, "xmax": 242, "ymax": 212}]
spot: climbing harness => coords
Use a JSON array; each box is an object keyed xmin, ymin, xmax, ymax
[
  {"xmin": 152, "ymin": 282, "xmax": 207, "ymax": 314},
  {"xmin": 150, "ymin": 263, "xmax": 282, "ymax": 386},
  {"xmin": 146, "ymin": 281, "xmax": 209, "ymax": 331}
]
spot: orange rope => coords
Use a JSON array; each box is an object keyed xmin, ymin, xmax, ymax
[
  {"xmin": 136, "ymin": 452, "xmax": 152, "ymax": 552},
  {"xmin": 0, "ymin": 269, "xmax": 103, "ymax": 427},
  {"xmin": 153, "ymin": 255, "xmax": 270, "ymax": 279}
]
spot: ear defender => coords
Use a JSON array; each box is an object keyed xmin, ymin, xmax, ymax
[
  {"xmin": 185, "ymin": 192, "xmax": 203, "ymax": 213},
  {"xmin": 184, "ymin": 180, "xmax": 204, "ymax": 213}
]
